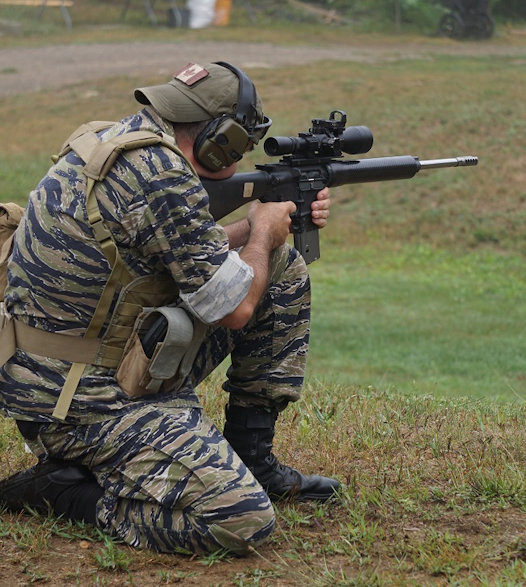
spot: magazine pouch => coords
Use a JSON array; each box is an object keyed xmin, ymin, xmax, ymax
[
  {"xmin": 0, "ymin": 301, "xmax": 15, "ymax": 367},
  {"xmin": 116, "ymin": 305, "xmax": 195, "ymax": 398}
]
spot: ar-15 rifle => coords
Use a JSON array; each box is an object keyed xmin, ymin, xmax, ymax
[{"xmin": 202, "ymin": 110, "xmax": 478, "ymax": 264}]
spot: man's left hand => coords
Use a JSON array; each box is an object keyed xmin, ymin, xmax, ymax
[{"xmin": 311, "ymin": 187, "xmax": 331, "ymax": 229}]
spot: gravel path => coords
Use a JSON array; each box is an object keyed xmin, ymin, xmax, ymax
[{"xmin": 1, "ymin": 39, "xmax": 525, "ymax": 97}]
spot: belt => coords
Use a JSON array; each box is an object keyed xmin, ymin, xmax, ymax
[{"xmin": 14, "ymin": 320, "xmax": 102, "ymax": 364}]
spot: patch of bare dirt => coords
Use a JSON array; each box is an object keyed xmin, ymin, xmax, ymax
[{"xmin": 1, "ymin": 38, "xmax": 525, "ymax": 97}]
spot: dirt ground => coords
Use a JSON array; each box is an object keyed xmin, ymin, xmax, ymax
[{"xmin": 1, "ymin": 36, "xmax": 526, "ymax": 97}]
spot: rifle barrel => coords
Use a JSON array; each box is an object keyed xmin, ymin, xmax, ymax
[
  {"xmin": 326, "ymin": 155, "xmax": 478, "ymax": 187},
  {"xmin": 419, "ymin": 156, "xmax": 478, "ymax": 169}
]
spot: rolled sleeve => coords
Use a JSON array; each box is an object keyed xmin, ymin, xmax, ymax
[{"xmin": 179, "ymin": 250, "xmax": 253, "ymax": 324}]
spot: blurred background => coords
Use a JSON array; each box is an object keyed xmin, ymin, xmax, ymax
[{"xmin": 0, "ymin": 0, "xmax": 525, "ymax": 36}]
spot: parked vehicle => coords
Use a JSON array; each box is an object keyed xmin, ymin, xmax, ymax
[{"xmin": 439, "ymin": 0, "xmax": 494, "ymax": 39}]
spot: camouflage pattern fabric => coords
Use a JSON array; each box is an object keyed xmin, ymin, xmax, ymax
[
  {"xmin": 0, "ymin": 104, "xmax": 312, "ymax": 553},
  {"xmin": 189, "ymin": 244, "xmax": 311, "ymax": 410},
  {"xmin": 0, "ymin": 106, "xmax": 249, "ymax": 423},
  {"xmin": 21, "ymin": 243, "xmax": 308, "ymax": 554},
  {"xmin": 30, "ymin": 405, "xmax": 275, "ymax": 555}
]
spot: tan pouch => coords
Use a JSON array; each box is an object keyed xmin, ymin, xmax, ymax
[
  {"xmin": 0, "ymin": 301, "xmax": 15, "ymax": 367},
  {"xmin": 115, "ymin": 329, "xmax": 153, "ymax": 398},
  {"xmin": 115, "ymin": 306, "xmax": 195, "ymax": 398},
  {"xmin": 0, "ymin": 203, "xmax": 24, "ymax": 302}
]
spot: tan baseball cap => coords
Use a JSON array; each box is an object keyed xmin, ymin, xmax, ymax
[{"xmin": 134, "ymin": 62, "xmax": 265, "ymax": 125}]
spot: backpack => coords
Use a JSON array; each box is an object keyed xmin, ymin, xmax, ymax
[{"xmin": 0, "ymin": 202, "xmax": 24, "ymax": 302}]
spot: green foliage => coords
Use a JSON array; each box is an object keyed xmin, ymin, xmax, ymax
[
  {"xmin": 492, "ymin": 0, "xmax": 526, "ymax": 19},
  {"xmin": 400, "ymin": 0, "xmax": 447, "ymax": 29},
  {"xmin": 306, "ymin": 0, "xmax": 526, "ymax": 21},
  {"xmin": 248, "ymin": 0, "xmax": 526, "ymax": 30},
  {"xmin": 312, "ymin": 0, "xmax": 446, "ymax": 31},
  {"xmin": 94, "ymin": 533, "xmax": 132, "ymax": 572}
]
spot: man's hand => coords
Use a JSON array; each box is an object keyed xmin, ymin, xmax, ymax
[
  {"xmin": 247, "ymin": 200, "xmax": 297, "ymax": 250},
  {"xmin": 224, "ymin": 187, "xmax": 330, "ymax": 249},
  {"xmin": 219, "ymin": 190, "xmax": 327, "ymax": 330},
  {"xmin": 311, "ymin": 187, "xmax": 331, "ymax": 229}
]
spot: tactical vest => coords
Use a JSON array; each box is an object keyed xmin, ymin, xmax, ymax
[{"xmin": 0, "ymin": 121, "xmax": 197, "ymax": 420}]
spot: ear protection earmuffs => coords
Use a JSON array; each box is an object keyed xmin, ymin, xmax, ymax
[{"xmin": 193, "ymin": 62, "xmax": 258, "ymax": 172}]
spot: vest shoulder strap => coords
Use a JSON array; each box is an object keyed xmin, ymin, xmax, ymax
[
  {"xmin": 53, "ymin": 121, "xmax": 187, "ymax": 182},
  {"xmin": 52, "ymin": 121, "xmax": 115, "ymax": 162},
  {"xmin": 50, "ymin": 123, "xmax": 187, "ymax": 421},
  {"xmin": 84, "ymin": 130, "xmax": 184, "ymax": 180}
]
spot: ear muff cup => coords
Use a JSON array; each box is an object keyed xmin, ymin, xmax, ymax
[{"xmin": 194, "ymin": 116, "xmax": 251, "ymax": 172}]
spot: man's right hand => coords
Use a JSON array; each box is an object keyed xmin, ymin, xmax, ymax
[{"xmin": 247, "ymin": 200, "xmax": 296, "ymax": 251}]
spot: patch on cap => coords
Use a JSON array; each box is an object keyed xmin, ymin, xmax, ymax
[{"xmin": 174, "ymin": 63, "xmax": 209, "ymax": 86}]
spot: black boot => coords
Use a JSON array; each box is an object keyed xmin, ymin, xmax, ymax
[
  {"xmin": 223, "ymin": 404, "xmax": 340, "ymax": 502},
  {"xmin": 0, "ymin": 457, "xmax": 103, "ymax": 525}
]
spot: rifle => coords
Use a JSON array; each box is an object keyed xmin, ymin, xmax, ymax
[{"xmin": 202, "ymin": 110, "xmax": 478, "ymax": 264}]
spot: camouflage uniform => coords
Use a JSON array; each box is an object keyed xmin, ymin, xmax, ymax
[{"xmin": 0, "ymin": 107, "xmax": 311, "ymax": 554}]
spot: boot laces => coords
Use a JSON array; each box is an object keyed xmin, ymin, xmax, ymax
[{"xmin": 262, "ymin": 453, "xmax": 301, "ymax": 485}]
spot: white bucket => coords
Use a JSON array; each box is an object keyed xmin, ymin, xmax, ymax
[{"xmin": 187, "ymin": 0, "xmax": 216, "ymax": 29}]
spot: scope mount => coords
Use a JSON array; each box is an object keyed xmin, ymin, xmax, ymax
[{"xmin": 263, "ymin": 109, "xmax": 374, "ymax": 161}]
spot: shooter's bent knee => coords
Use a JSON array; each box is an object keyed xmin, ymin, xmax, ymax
[
  {"xmin": 201, "ymin": 493, "xmax": 276, "ymax": 556},
  {"xmin": 269, "ymin": 243, "xmax": 308, "ymax": 285}
]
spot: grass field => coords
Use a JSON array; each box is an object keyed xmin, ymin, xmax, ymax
[
  {"xmin": 309, "ymin": 244, "xmax": 525, "ymax": 402},
  {"xmin": 0, "ymin": 3, "xmax": 525, "ymax": 585}
]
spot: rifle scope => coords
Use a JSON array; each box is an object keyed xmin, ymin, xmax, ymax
[{"xmin": 264, "ymin": 125, "xmax": 374, "ymax": 158}]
